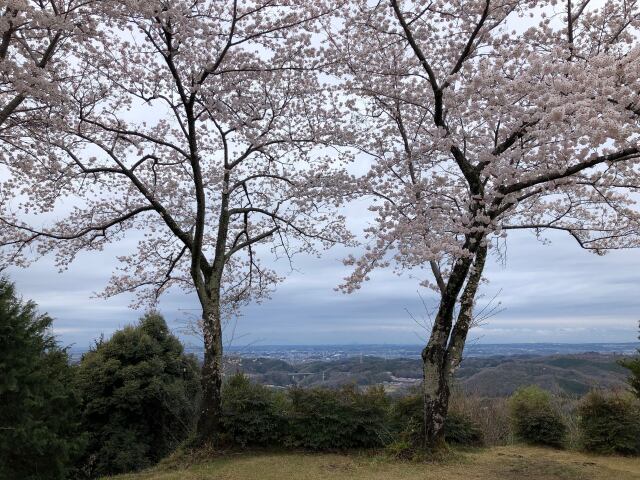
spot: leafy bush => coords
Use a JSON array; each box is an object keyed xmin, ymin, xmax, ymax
[
  {"xmin": 389, "ymin": 393, "xmax": 423, "ymax": 446},
  {"xmin": 578, "ymin": 390, "xmax": 640, "ymax": 455},
  {"xmin": 285, "ymin": 385, "xmax": 389, "ymax": 450},
  {"xmin": 221, "ymin": 379, "xmax": 391, "ymax": 450},
  {"xmin": 221, "ymin": 373, "xmax": 286, "ymax": 446},
  {"xmin": 385, "ymin": 438, "xmax": 418, "ymax": 460},
  {"xmin": 389, "ymin": 392, "xmax": 484, "ymax": 447},
  {"xmin": 620, "ymin": 356, "xmax": 640, "ymax": 399},
  {"xmin": 75, "ymin": 312, "xmax": 200, "ymax": 478},
  {"xmin": 618, "ymin": 322, "xmax": 640, "ymax": 399},
  {"xmin": 0, "ymin": 278, "xmax": 85, "ymax": 480},
  {"xmin": 445, "ymin": 412, "xmax": 484, "ymax": 446},
  {"xmin": 508, "ymin": 386, "xmax": 566, "ymax": 447}
]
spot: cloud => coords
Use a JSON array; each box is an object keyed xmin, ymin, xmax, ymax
[{"xmin": 5, "ymin": 223, "xmax": 639, "ymax": 348}]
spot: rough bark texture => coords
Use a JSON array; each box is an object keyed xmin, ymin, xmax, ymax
[
  {"xmin": 194, "ymin": 167, "xmax": 230, "ymax": 444},
  {"xmin": 421, "ymin": 238, "xmax": 487, "ymax": 450},
  {"xmin": 421, "ymin": 348, "xmax": 451, "ymax": 450},
  {"xmin": 195, "ymin": 296, "xmax": 224, "ymax": 445},
  {"xmin": 446, "ymin": 244, "xmax": 487, "ymax": 374}
]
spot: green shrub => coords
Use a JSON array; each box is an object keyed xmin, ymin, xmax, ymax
[
  {"xmin": 620, "ymin": 356, "xmax": 640, "ymax": 399},
  {"xmin": 508, "ymin": 386, "xmax": 566, "ymax": 447},
  {"xmin": 389, "ymin": 393, "xmax": 484, "ymax": 447},
  {"xmin": 221, "ymin": 373, "xmax": 286, "ymax": 446},
  {"xmin": 385, "ymin": 438, "xmax": 418, "ymax": 460},
  {"xmin": 285, "ymin": 385, "xmax": 389, "ymax": 450},
  {"xmin": 389, "ymin": 393, "xmax": 423, "ymax": 446},
  {"xmin": 0, "ymin": 278, "xmax": 85, "ymax": 480},
  {"xmin": 222, "ymin": 380, "xmax": 399, "ymax": 451},
  {"xmin": 578, "ymin": 390, "xmax": 640, "ymax": 455},
  {"xmin": 445, "ymin": 412, "xmax": 484, "ymax": 446},
  {"xmin": 618, "ymin": 322, "xmax": 640, "ymax": 399},
  {"xmin": 75, "ymin": 312, "xmax": 200, "ymax": 478}
]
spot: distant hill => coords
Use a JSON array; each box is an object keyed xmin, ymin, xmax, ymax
[
  {"xmin": 220, "ymin": 342, "xmax": 640, "ymax": 361},
  {"xmin": 225, "ymin": 353, "xmax": 633, "ymax": 397},
  {"xmin": 70, "ymin": 342, "xmax": 639, "ymax": 363},
  {"xmin": 456, "ymin": 354, "xmax": 630, "ymax": 396}
]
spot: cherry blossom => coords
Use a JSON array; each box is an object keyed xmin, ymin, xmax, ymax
[
  {"xmin": 334, "ymin": 0, "xmax": 640, "ymax": 448},
  {"xmin": 0, "ymin": 0, "xmax": 351, "ymax": 443}
]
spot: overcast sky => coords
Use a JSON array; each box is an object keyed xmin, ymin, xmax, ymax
[
  {"xmin": 3, "ymin": 0, "xmax": 637, "ymax": 349},
  {"xmin": 5, "ymin": 221, "xmax": 639, "ymax": 349}
]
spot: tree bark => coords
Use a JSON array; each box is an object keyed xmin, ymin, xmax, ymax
[
  {"xmin": 421, "ymin": 263, "xmax": 468, "ymax": 449},
  {"xmin": 446, "ymin": 244, "xmax": 488, "ymax": 374},
  {"xmin": 421, "ymin": 344, "xmax": 451, "ymax": 450},
  {"xmin": 421, "ymin": 237, "xmax": 486, "ymax": 450},
  {"xmin": 195, "ymin": 293, "xmax": 224, "ymax": 445},
  {"xmin": 193, "ymin": 163, "xmax": 230, "ymax": 445}
]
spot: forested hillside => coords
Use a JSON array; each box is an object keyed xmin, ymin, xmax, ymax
[{"xmin": 227, "ymin": 354, "xmax": 630, "ymax": 397}]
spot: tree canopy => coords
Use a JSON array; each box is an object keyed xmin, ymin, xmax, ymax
[
  {"xmin": 0, "ymin": 277, "xmax": 84, "ymax": 480},
  {"xmin": 74, "ymin": 311, "xmax": 200, "ymax": 477}
]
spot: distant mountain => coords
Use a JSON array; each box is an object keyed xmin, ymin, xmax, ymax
[
  {"xmin": 68, "ymin": 342, "xmax": 639, "ymax": 362},
  {"xmin": 226, "ymin": 352, "xmax": 634, "ymax": 397},
  {"xmin": 220, "ymin": 342, "xmax": 640, "ymax": 362},
  {"xmin": 67, "ymin": 341, "xmax": 637, "ymax": 397},
  {"xmin": 456, "ymin": 354, "xmax": 630, "ymax": 396}
]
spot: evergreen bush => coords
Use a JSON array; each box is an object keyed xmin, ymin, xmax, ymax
[
  {"xmin": 578, "ymin": 390, "xmax": 640, "ymax": 455},
  {"xmin": 390, "ymin": 393, "xmax": 484, "ymax": 447},
  {"xmin": 389, "ymin": 392, "xmax": 423, "ymax": 446},
  {"xmin": 221, "ymin": 373, "xmax": 286, "ymax": 446},
  {"xmin": 618, "ymin": 322, "xmax": 640, "ymax": 400},
  {"xmin": 74, "ymin": 312, "xmax": 200, "ymax": 477},
  {"xmin": 285, "ymin": 385, "xmax": 389, "ymax": 450},
  {"xmin": 445, "ymin": 412, "xmax": 484, "ymax": 446},
  {"xmin": 0, "ymin": 278, "xmax": 85, "ymax": 480},
  {"xmin": 508, "ymin": 385, "xmax": 567, "ymax": 448}
]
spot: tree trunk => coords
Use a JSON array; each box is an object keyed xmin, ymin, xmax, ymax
[
  {"xmin": 420, "ymin": 269, "xmax": 467, "ymax": 449},
  {"xmin": 446, "ymin": 244, "xmax": 488, "ymax": 374},
  {"xmin": 420, "ymin": 237, "xmax": 486, "ymax": 450},
  {"xmin": 193, "ymin": 164, "xmax": 230, "ymax": 445},
  {"xmin": 195, "ymin": 295, "xmax": 224, "ymax": 445},
  {"xmin": 421, "ymin": 343, "xmax": 451, "ymax": 450}
]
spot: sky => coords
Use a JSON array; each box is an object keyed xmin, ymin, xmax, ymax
[
  {"xmin": 2, "ymin": 0, "xmax": 637, "ymax": 349},
  {"xmin": 5, "ymin": 221, "xmax": 640, "ymax": 349}
]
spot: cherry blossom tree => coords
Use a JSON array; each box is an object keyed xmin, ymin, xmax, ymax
[
  {"xmin": 336, "ymin": 0, "xmax": 640, "ymax": 449},
  {"xmin": 0, "ymin": 1, "xmax": 91, "ymax": 130},
  {"xmin": 0, "ymin": 0, "xmax": 350, "ymax": 443}
]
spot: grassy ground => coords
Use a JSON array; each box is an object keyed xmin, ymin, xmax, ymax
[{"xmin": 106, "ymin": 446, "xmax": 640, "ymax": 480}]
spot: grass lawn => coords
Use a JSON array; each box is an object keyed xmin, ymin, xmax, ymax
[{"xmin": 106, "ymin": 446, "xmax": 640, "ymax": 480}]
